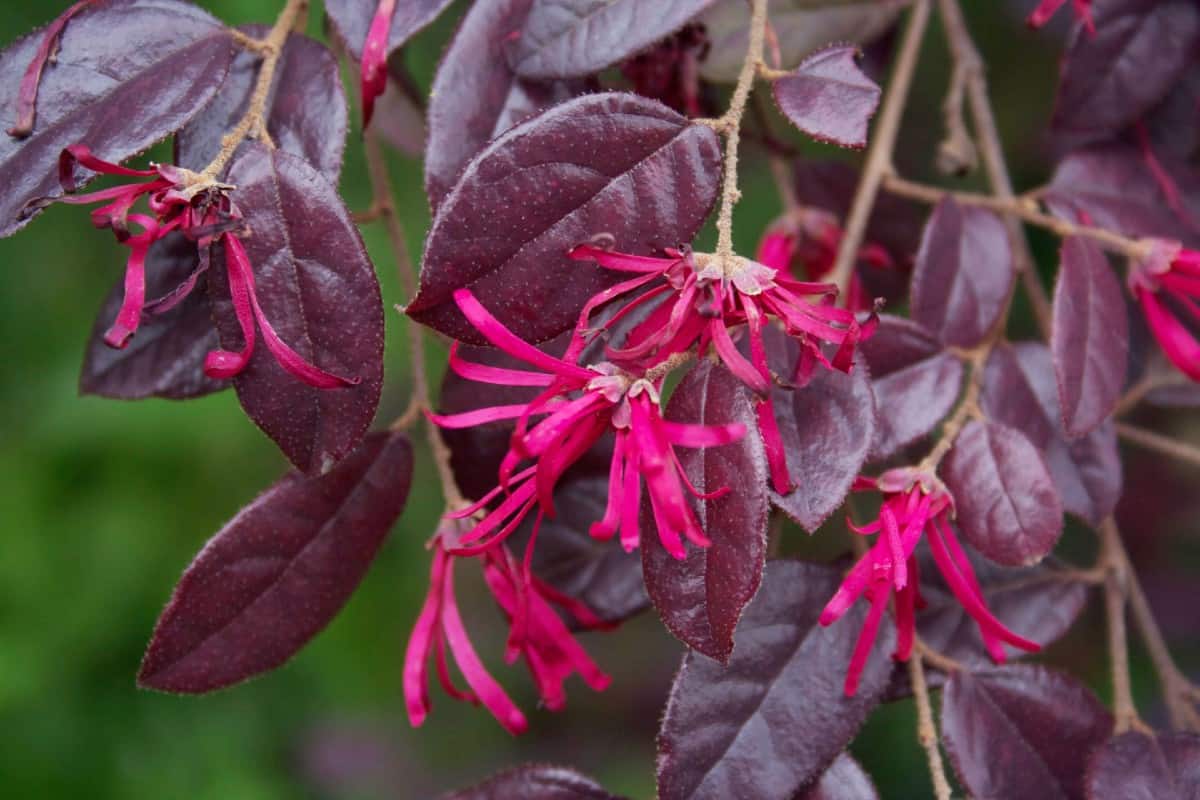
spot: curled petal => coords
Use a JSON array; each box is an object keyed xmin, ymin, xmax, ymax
[
  {"xmin": 9, "ymin": 3, "xmax": 99, "ymax": 138},
  {"xmin": 452, "ymin": 289, "xmax": 593, "ymax": 381},
  {"xmin": 1139, "ymin": 288, "xmax": 1200, "ymax": 381},
  {"xmin": 448, "ymin": 342, "xmax": 553, "ymax": 386},
  {"xmin": 569, "ymin": 243, "xmax": 676, "ymax": 273}
]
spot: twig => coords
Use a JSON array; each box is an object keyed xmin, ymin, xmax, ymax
[
  {"xmin": 1099, "ymin": 518, "xmax": 1145, "ymax": 734},
  {"xmin": 915, "ymin": 637, "xmax": 965, "ymax": 674},
  {"xmin": 1115, "ymin": 368, "xmax": 1192, "ymax": 417},
  {"xmin": 936, "ymin": 63, "xmax": 977, "ymax": 175},
  {"xmin": 908, "ymin": 651, "xmax": 954, "ymax": 800},
  {"xmin": 827, "ymin": 0, "xmax": 931, "ymax": 298},
  {"xmin": 1116, "ymin": 422, "xmax": 1200, "ymax": 469},
  {"xmin": 935, "ymin": 0, "xmax": 1053, "ymax": 338},
  {"xmin": 713, "ymin": 0, "xmax": 769, "ymax": 266}
]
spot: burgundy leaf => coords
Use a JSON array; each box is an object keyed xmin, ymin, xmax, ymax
[
  {"xmin": 765, "ymin": 326, "xmax": 877, "ymax": 531},
  {"xmin": 1086, "ymin": 732, "xmax": 1200, "ymax": 800},
  {"xmin": 409, "ymin": 93, "xmax": 722, "ymax": 345},
  {"xmin": 699, "ymin": 0, "xmax": 904, "ymax": 83},
  {"xmin": 642, "ymin": 361, "xmax": 769, "ymax": 662},
  {"xmin": 941, "ymin": 420, "xmax": 1064, "ymax": 567},
  {"xmin": 798, "ymin": 754, "xmax": 878, "ymax": 800},
  {"xmin": 1044, "ymin": 144, "xmax": 1200, "ymax": 244},
  {"xmin": 209, "ymin": 144, "xmax": 384, "ymax": 474},
  {"xmin": 0, "ymin": 0, "xmax": 236, "ymax": 237},
  {"xmin": 177, "ymin": 29, "xmax": 347, "ymax": 185},
  {"xmin": 425, "ymin": 0, "xmax": 586, "ymax": 210},
  {"xmin": 80, "ymin": 232, "xmax": 226, "ymax": 400},
  {"xmin": 506, "ymin": 0, "xmax": 718, "ymax": 80},
  {"xmin": 1052, "ymin": 237, "xmax": 1129, "ymax": 437},
  {"xmin": 1052, "ymin": 0, "xmax": 1200, "ymax": 138},
  {"xmin": 324, "ymin": 0, "xmax": 455, "ymax": 63},
  {"xmin": 858, "ymin": 316, "xmax": 964, "ymax": 459},
  {"xmin": 771, "ymin": 45, "xmax": 881, "ymax": 149},
  {"xmin": 656, "ymin": 560, "xmax": 895, "ymax": 800},
  {"xmin": 441, "ymin": 764, "xmax": 625, "ymax": 800},
  {"xmin": 911, "ymin": 198, "xmax": 1014, "ymax": 348},
  {"xmin": 138, "ymin": 431, "xmax": 413, "ymax": 693},
  {"xmin": 983, "ymin": 342, "xmax": 1123, "ymax": 524},
  {"xmin": 941, "ymin": 665, "xmax": 1113, "ymax": 800}
]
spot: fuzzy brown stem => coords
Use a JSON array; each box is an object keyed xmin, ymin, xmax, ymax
[{"xmin": 908, "ymin": 651, "xmax": 954, "ymax": 800}]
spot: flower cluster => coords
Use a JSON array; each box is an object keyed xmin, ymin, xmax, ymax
[
  {"xmin": 820, "ymin": 469, "xmax": 1039, "ymax": 695},
  {"xmin": 1130, "ymin": 241, "xmax": 1200, "ymax": 382},
  {"xmin": 55, "ymin": 147, "xmax": 357, "ymax": 388}
]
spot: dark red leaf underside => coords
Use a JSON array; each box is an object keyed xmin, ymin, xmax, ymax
[
  {"xmin": 409, "ymin": 92, "xmax": 722, "ymax": 345},
  {"xmin": 441, "ymin": 763, "xmax": 626, "ymax": 800},
  {"xmin": 772, "ymin": 45, "xmax": 881, "ymax": 149},
  {"xmin": 911, "ymin": 198, "xmax": 1014, "ymax": 348},
  {"xmin": 942, "ymin": 665, "xmax": 1113, "ymax": 800},
  {"xmin": 858, "ymin": 315, "xmax": 964, "ymax": 459},
  {"xmin": 941, "ymin": 420, "xmax": 1063, "ymax": 567},
  {"xmin": 656, "ymin": 560, "xmax": 895, "ymax": 800},
  {"xmin": 425, "ymin": 0, "xmax": 586, "ymax": 210},
  {"xmin": 1052, "ymin": 0, "xmax": 1200, "ymax": 138},
  {"xmin": 79, "ymin": 232, "xmax": 226, "ymax": 400},
  {"xmin": 177, "ymin": 29, "xmax": 347, "ymax": 185},
  {"xmin": 799, "ymin": 754, "xmax": 879, "ymax": 800},
  {"xmin": 643, "ymin": 361, "xmax": 769, "ymax": 663},
  {"xmin": 983, "ymin": 342, "xmax": 1123, "ymax": 525},
  {"xmin": 1086, "ymin": 731, "xmax": 1200, "ymax": 800},
  {"xmin": 138, "ymin": 431, "xmax": 413, "ymax": 693},
  {"xmin": 209, "ymin": 144, "xmax": 384, "ymax": 474},
  {"xmin": 1052, "ymin": 237, "xmax": 1129, "ymax": 438},
  {"xmin": 0, "ymin": 0, "xmax": 236, "ymax": 237},
  {"xmin": 506, "ymin": 0, "xmax": 718, "ymax": 80},
  {"xmin": 324, "ymin": 0, "xmax": 456, "ymax": 63}
]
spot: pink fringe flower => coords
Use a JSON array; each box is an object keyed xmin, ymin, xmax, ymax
[
  {"xmin": 1027, "ymin": 0, "xmax": 1095, "ymax": 34},
  {"xmin": 569, "ymin": 242, "xmax": 876, "ymax": 496},
  {"xmin": 1130, "ymin": 241, "xmax": 1200, "ymax": 381},
  {"xmin": 403, "ymin": 520, "xmax": 610, "ymax": 735},
  {"xmin": 430, "ymin": 288, "xmax": 744, "ymax": 560},
  {"xmin": 820, "ymin": 469, "xmax": 1040, "ymax": 696}
]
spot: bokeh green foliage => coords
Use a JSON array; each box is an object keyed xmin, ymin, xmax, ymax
[{"xmin": 0, "ymin": 2, "xmax": 1181, "ymax": 798}]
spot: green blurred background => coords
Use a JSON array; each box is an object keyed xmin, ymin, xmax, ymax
[{"xmin": 1, "ymin": 2, "xmax": 1196, "ymax": 798}]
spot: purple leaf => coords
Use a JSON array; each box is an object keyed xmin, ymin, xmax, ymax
[
  {"xmin": 506, "ymin": 0, "xmax": 718, "ymax": 80},
  {"xmin": 324, "ymin": 0, "xmax": 455, "ymax": 63},
  {"xmin": 911, "ymin": 198, "xmax": 1014, "ymax": 348},
  {"xmin": 1086, "ymin": 732, "xmax": 1200, "ymax": 800},
  {"xmin": 209, "ymin": 144, "xmax": 384, "ymax": 474},
  {"xmin": 941, "ymin": 420, "xmax": 1064, "ymax": 567},
  {"xmin": 983, "ymin": 342, "xmax": 1123, "ymax": 525},
  {"xmin": 698, "ymin": 0, "xmax": 904, "ymax": 83},
  {"xmin": 1052, "ymin": 237, "xmax": 1129, "ymax": 437},
  {"xmin": 771, "ymin": 45, "xmax": 881, "ymax": 149},
  {"xmin": 642, "ymin": 361, "xmax": 769, "ymax": 663},
  {"xmin": 799, "ymin": 754, "xmax": 878, "ymax": 800},
  {"xmin": 409, "ymin": 93, "xmax": 722, "ymax": 345},
  {"xmin": 441, "ymin": 764, "xmax": 625, "ymax": 800},
  {"xmin": 80, "ymin": 232, "xmax": 226, "ymax": 400},
  {"xmin": 0, "ymin": 0, "xmax": 236, "ymax": 237},
  {"xmin": 656, "ymin": 560, "xmax": 895, "ymax": 800},
  {"xmin": 177, "ymin": 29, "xmax": 347, "ymax": 185},
  {"xmin": 941, "ymin": 665, "xmax": 1113, "ymax": 800},
  {"xmin": 764, "ymin": 327, "xmax": 877, "ymax": 531},
  {"xmin": 425, "ymin": 0, "xmax": 586, "ymax": 210},
  {"xmin": 138, "ymin": 431, "xmax": 413, "ymax": 693},
  {"xmin": 1052, "ymin": 0, "xmax": 1200, "ymax": 138},
  {"xmin": 858, "ymin": 316, "xmax": 964, "ymax": 459}
]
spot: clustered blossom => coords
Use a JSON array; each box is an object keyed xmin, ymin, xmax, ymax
[
  {"xmin": 1027, "ymin": 0, "xmax": 1095, "ymax": 33},
  {"xmin": 569, "ymin": 242, "xmax": 876, "ymax": 495},
  {"xmin": 820, "ymin": 469, "xmax": 1039, "ymax": 695},
  {"xmin": 1130, "ymin": 241, "xmax": 1200, "ymax": 382},
  {"xmin": 54, "ymin": 146, "xmax": 358, "ymax": 388}
]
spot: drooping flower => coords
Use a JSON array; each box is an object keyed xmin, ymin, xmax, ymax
[
  {"xmin": 1027, "ymin": 0, "xmax": 1095, "ymax": 34},
  {"xmin": 403, "ymin": 519, "xmax": 610, "ymax": 735},
  {"xmin": 569, "ymin": 242, "xmax": 876, "ymax": 495},
  {"xmin": 430, "ymin": 288, "xmax": 744, "ymax": 560},
  {"xmin": 359, "ymin": 0, "xmax": 396, "ymax": 128},
  {"xmin": 55, "ymin": 146, "xmax": 358, "ymax": 388},
  {"xmin": 820, "ymin": 469, "xmax": 1040, "ymax": 695},
  {"xmin": 8, "ymin": 0, "xmax": 98, "ymax": 138},
  {"xmin": 1129, "ymin": 240, "xmax": 1200, "ymax": 381}
]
